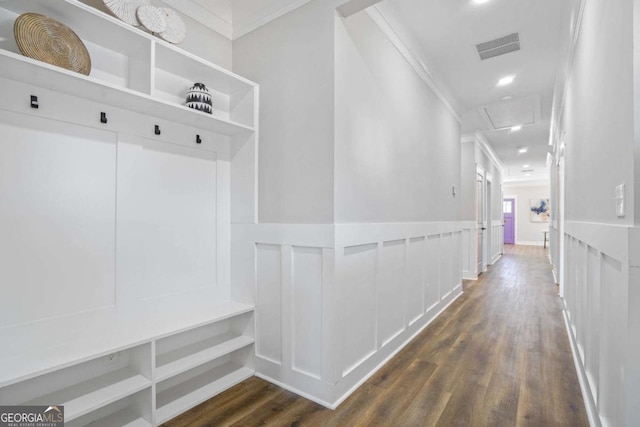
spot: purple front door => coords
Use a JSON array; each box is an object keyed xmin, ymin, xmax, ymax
[{"xmin": 503, "ymin": 198, "xmax": 515, "ymax": 244}]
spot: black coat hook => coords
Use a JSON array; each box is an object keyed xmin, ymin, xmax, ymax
[
  {"xmin": 196, "ymin": 135, "xmax": 202, "ymax": 144},
  {"xmin": 155, "ymin": 125, "xmax": 161, "ymax": 135},
  {"xmin": 30, "ymin": 95, "xmax": 38, "ymax": 109},
  {"xmin": 100, "ymin": 112, "xmax": 108, "ymax": 124}
]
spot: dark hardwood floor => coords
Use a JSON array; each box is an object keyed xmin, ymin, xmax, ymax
[{"xmin": 164, "ymin": 245, "xmax": 588, "ymax": 427}]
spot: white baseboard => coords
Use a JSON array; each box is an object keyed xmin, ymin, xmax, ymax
[
  {"xmin": 563, "ymin": 306, "xmax": 601, "ymax": 427},
  {"xmin": 254, "ymin": 372, "xmax": 336, "ymax": 409},
  {"xmin": 516, "ymin": 240, "xmax": 544, "ymax": 247}
]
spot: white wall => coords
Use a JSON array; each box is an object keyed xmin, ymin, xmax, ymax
[
  {"xmin": 334, "ymin": 11, "xmax": 461, "ymax": 223},
  {"xmin": 79, "ymin": 0, "xmax": 232, "ymax": 69},
  {"xmin": 549, "ymin": 0, "xmax": 640, "ymax": 425},
  {"xmin": 503, "ymin": 182, "xmax": 550, "ymax": 246},
  {"xmin": 233, "ymin": 0, "xmax": 336, "ymax": 223},
  {"xmin": 231, "ymin": 2, "xmax": 468, "ymax": 408},
  {"xmin": 559, "ymin": 0, "xmax": 634, "ymax": 225}
]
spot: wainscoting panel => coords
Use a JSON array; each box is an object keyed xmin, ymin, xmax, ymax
[
  {"xmin": 406, "ymin": 237, "xmax": 426, "ymax": 325},
  {"xmin": 599, "ymin": 254, "xmax": 625, "ymax": 427},
  {"xmin": 341, "ymin": 243, "xmax": 378, "ymax": 376},
  {"xmin": 236, "ymin": 222, "xmax": 466, "ymax": 408},
  {"xmin": 255, "ymin": 244, "xmax": 282, "ymax": 365},
  {"xmin": 491, "ymin": 221, "xmax": 503, "ymax": 264},
  {"xmin": 585, "ymin": 246, "xmax": 600, "ymax": 406},
  {"xmin": 440, "ymin": 233, "xmax": 452, "ymax": 298},
  {"xmin": 377, "ymin": 240, "xmax": 407, "ymax": 348},
  {"xmin": 292, "ymin": 246, "xmax": 324, "ymax": 379},
  {"xmin": 425, "ymin": 235, "xmax": 441, "ymax": 309},
  {"xmin": 461, "ymin": 221, "xmax": 481, "ymax": 280},
  {"xmin": 452, "ymin": 232, "xmax": 462, "ymax": 291},
  {"xmin": 561, "ymin": 221, "xmax": 640, "ymax": 427}
]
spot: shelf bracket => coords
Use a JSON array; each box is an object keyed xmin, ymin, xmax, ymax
[
  {"xmin": 100, "ymin": 112, "xmax": 108, "ymax": 124},
  {"xmin": 155, "ymin": 125, "xmax": 161, "ymax": 135},
  {"xmin": 196, "ymin": 135, "xmax": 202, "ymax": 144},
  {"xmin": 30, "ymin": 95, "xmax": 38, "ymax": 109}
]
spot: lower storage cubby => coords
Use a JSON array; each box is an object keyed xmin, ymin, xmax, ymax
[
  {"xmin": 155, "ymin": 311, "xmax": 254, "ymax": 382},
  {"xmin": 0, "ymin": 343, "xmax": 152, "ymax": 422},
  {"xmin": 155, "ymin": 347, "xmax": 254, "ymax": 424},
  {"xmin": 65, "ymin": 388, "xmax": 152, "ymax": 427}
]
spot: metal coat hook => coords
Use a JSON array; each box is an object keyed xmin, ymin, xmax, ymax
[
  {"xmin": 196, "ymin": 135, "xmax": 202, "ymax": 144},
  {"xmin": 30, "ymin": 95, "xmax": 38, "ymax": 109},
  {"xmin": 100, "ymin": 112, "xmax": 108, "ymax": 124},
  {"xmin": 155, "ymin": 125, "xmax": 161, "ymax": 135}
]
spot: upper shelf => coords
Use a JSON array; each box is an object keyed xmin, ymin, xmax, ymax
[{"xmin": 0, "ymin": 0, "xmax": 257, "ymax": 135}]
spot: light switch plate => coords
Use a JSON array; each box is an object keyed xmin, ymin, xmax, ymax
[{"xmin": 615, "ymin": 184, "xmax": 625, "ymax": 217}]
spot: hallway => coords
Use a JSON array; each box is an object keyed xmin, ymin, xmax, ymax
[{"xmin": 165, "ymin": 245, "xmax": 588, "ymax": 426}]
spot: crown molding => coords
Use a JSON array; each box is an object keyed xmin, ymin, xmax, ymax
[
  {"xmin": 337, "ymin": 0, "xmax": 383, "ymax": 17},
  {"xmin": 232, "ymin": 0, "xmax": 313, "ymax": 40},
  {"xmin": 549, "ymin": 0, "xmax": 587, "ymax": 149},
  {"xmin": 474, "ymin": 132, "xmax": 505, "ymax": 175},
  {"xmin": 162, "ymin": 0, "xmax": 232, "ymax": 39}
]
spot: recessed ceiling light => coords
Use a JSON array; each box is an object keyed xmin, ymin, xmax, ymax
[
  {"xmin": 523, "ymin": 164, "xmax": 530, "ymax": 168},
  {"xmin": 497, "ymin": 75, "xmax": 515, "ymax": 87},
  {"xmin": 472, "ymin": 0, "xmax": 490, "ymax": 4},
  {"xmin": 518, "ymin": 147, "xmax": 528, "ymax": 153},
  {"xmin": 511, "ymin": 125, "xmax": 522, "ymax": 132}
]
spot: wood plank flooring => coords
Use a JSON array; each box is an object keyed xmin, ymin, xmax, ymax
[{"xmin": 163, "ymin": 245, "xmax": 588, "ymax": 427}]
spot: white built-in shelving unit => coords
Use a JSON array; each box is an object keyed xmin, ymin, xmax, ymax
[{"xmin": 0, "ymin": 0, "xmax": 258, "ymax": 425}]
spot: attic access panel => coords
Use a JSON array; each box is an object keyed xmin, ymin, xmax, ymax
[{"xmin": 482, "ymin": 96, "xmax": 539, "ymax": 130}]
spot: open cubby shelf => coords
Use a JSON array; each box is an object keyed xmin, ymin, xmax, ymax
[
  {"xmin": 0, "ymin": 303, "xmax": 254, "ymax": 426},
  {"xmin": 0, "ymin": 0, "xmax": 256, "ymax": 135},
  {"xmin": 25, "ymin": 368, "xmax": 151, "ymax": 422},
  {"xmin": 156, "ymin": 364, "xmax": 253, "ymax": 425},
  {"xmin": 76, "ymin": 408, "xmax": 152, "ymax": 427},
  {"xmin": 156, "ymin": 334, "xmax": 254, "ymax": 382}
]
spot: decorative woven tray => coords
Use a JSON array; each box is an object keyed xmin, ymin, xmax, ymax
[{"xmin": 14, "ymin": 12, "xmax": 91, "ymax": 75}]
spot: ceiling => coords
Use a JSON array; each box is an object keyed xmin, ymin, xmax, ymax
[
  {"xmin": 376, "ymin": 0, "xmax": 581, "ymax": 182},
  {"xmin": 169, "ymin": 0, "xmax": 580, "ymax": 182}
]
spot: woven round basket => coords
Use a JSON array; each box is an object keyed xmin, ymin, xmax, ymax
[
  {"xmin": 14, "ymin": 13, "xmax": 91, "ymax": 75},
  {"xmin": 103, "ymin": 0, "xmax": 150, "ymax": 26}
]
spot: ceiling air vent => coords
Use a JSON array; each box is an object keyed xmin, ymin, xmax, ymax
[{"xmin": 476, "ymin": 33, "xmax": 520, "ymax": 60}]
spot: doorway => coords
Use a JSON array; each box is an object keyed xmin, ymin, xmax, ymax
[
  {"xmin": 476, "ymin": 170, "xmax": 485, "ymax": 275},
  {"xmin": 486, "ymin": 178, "xmax": 492, "ymax": 268},
  {"xmin": 503, "ymin": 198, "xmax": 515, "ymax": 244}
]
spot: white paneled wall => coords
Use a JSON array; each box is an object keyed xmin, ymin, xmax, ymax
[
  {"xmin": 291, "ymin": 246, "xmax": 324, "ymax": 379},
  {"xmin": 341, "ymin": 243, "xmax": 377, "ymax": 376},
  {"xmin": 561, "ymin": 222, "xmax": 640, "ymax": 427},
  {"xmin": 255, "ymin": 244, "xmax": 282, "ymax": 365},
  {"xmin": 461, "ymin": 221, "xmax": 502, "ymax": 281},
  {"xmin": 491, "ymin": 221, "xmax": 504, "ymax": 264},
  {"xmin": 235, "ymin": 222, "xmax": 465, "ymax": 407}
]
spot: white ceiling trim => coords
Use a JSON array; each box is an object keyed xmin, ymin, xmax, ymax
[
  {"xmin": 548, "ymin": 0, "xmax": 587, "ymax": 150},
  {"xmin": 366, "ymin": 6, "xmax": 462, "ymax": 123},
  {"xmin": 232, "ymin": 0, "xmax": 313, "ymax": 40},
  {"xmin": 163, "ymin": 0, "xmax": 232, "ymax": 39},
  {"xmin": 337, "ymin": 0, "xmax": 384, "ymax": 17},
  {"xmin": 474, "ymin": 132, "xmax": 506, "ymax": 174}
]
